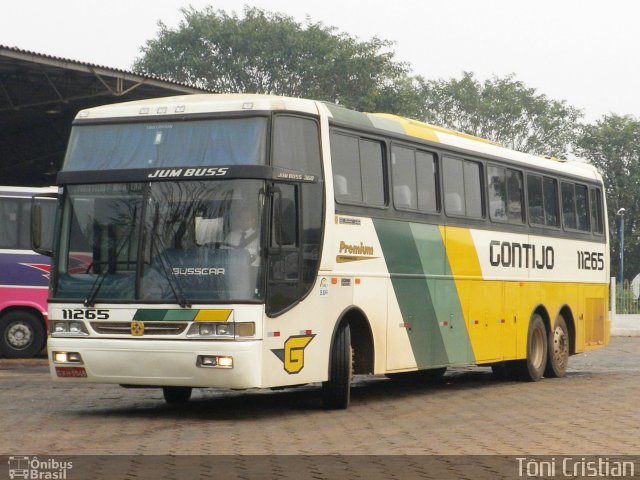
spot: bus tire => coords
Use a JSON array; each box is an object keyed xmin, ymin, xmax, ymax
[
  {"xmin": 163, "ymin": 387, "xmax": 192, "ymax": 404},
  {"xmin": 545, "ymin": 314, "xmax": 569, "ymax": 378},
  {"xmin": 0, "ymin": 310, "xmax": 46, "ymax": 358},
  {"xmin": 322, "ymin": 322, "xmax": 352, "ymax": 409},
  {"xmin": 515, "ymin": 314, "xmax": 547, "ymax": 382}
]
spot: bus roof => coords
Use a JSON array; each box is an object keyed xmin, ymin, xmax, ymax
[{"xmin": 75, "ymin": 94, "xmax": 601, "ymax": 182}]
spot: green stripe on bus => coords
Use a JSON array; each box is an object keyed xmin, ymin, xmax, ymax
[
  {"xmin": 133, "ymin": 309, "xmax": 198, "ymax": 321},
  {"xmin": 133, "ymin": 309, "xmax": 170, "ymax": 321},
  {"xmin": 373, "ymin": 219, "xmax": 473, "ymax": 367}
]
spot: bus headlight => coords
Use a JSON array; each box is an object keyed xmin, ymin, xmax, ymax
[
  {"xmin": 186, "ymin": 322, "xmax": 255, "ymax": 339},
  {"xmin": 50, "ymin": 321, "xmax": 89, "ymax": 336}
]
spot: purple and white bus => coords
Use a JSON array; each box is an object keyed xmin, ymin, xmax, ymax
[{"xmin": 0, "ymin": 186, "xmax": 56, "ymax": 358}]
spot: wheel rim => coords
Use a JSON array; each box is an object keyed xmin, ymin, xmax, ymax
[
  {"xmin": 6, "ymin": 321, "xmax": 33, "ymax": 349},
  {"xmin": 531, "ymin": 326, "xmax": 544, "ymax": 369},
  {"xmin": 552, "ymin": 325, "xmax": 568, "ymax": 370}
]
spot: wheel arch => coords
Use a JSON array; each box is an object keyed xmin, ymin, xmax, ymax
[
  {"xmin": 329, "ymin": 306, "xmax": 375, "ymax": 375},
  {"xmin": 556, "ymin": 304, "xmax": 576, "ymax": 355},
  {"xmin": 0, "ymin": 305, "xmax": 46, "ymax": 325},
  {"xmin": 531, "ymin": 304, "xmax": 551, "ymax": 334}
]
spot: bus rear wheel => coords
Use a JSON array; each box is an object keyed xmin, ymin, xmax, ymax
[
  {"xmin": 0, "ymin": 311, "xmax": 46, "ymax": 358},
  {"xmin": 515, "ymin": 314, "xmax": 547, "ymax": 382},
  {"xmin": 322, "ymin": 322, "xmax": 352, "ymax": 409},
  {"xmin": 163, "ymin": 387, "xmax": 192, "ymax": 405},
  {"xmin": 545, "ymin": 315, "xmax": 569, "ymax": 378}
]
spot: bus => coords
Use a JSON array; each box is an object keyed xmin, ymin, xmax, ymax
[
  {"xmin": 0, "ymin": 186, "xmax": 56, "ymax": 358},
  {"xmin": 37, "ymin": 94, "xmax": 609, "ymax": 408}
]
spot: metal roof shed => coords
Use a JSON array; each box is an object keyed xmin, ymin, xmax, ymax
[{"xmin": 0, "ymin": 45, "xmax": 208, "ymax": 185}]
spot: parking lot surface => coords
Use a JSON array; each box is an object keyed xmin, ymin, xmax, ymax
[{"xmin": 1, "ymin": 338, "xmax": 638, "ymax": 478}]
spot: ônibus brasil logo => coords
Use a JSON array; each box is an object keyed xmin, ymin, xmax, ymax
[{"xmin": 8, "ymin": 456, "xmax": 73, "ymax": 479}]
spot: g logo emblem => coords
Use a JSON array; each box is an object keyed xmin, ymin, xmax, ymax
[
  {"xmin": 271, "ymin": 334, "xmax": 315, "ymax": 374},
  {"xmin": 131, "ymin": 321, "xmax": 144, "ymax": 336}
]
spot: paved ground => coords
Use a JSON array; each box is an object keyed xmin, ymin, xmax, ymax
[{"xmin": 0, "ymin": 338, "xmax": 638, "ymax": 478}]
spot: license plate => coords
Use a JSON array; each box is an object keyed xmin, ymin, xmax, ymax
[{"xmin": 55, "ymin": 366, "xmax": 87, "ymax": 378}]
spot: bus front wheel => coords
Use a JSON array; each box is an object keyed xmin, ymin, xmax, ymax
[
  {"xmin": 545, "ymin": 315, "xmax": 569, "ymax": 378},
  {"xmin": 515, "ymin": 314, "xmax": 547, "ymax": 382},
  {"xmin": 0, "ymin": 311, "xmax": 46, "ymax": 358},
  {"xmin": 163, "ymin": 387, "xmax": 192, "ymax": 405},
  {"xmin": 322, "ymin": 322, "xmax": 352, "ymax": 409}
]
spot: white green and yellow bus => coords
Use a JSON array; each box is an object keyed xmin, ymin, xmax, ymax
[{"xmin": 36, "ymin": 94, "xmax": 609, "ymax": 409}]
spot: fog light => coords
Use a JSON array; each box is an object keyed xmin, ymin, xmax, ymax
[
  {"xmin": 67, "ymin": 352, "xmax": 83, "ymax": 362},
  {"xmin": 53, "ymin": 351, "xmax": 83, "ymax": 364},
  {"xmin": 54, "ymin": 352, "xmax": 68, "ymax": 363},
  {"xmin": 217, "ymin": 356, "xmax": 233, "ymax": 368},
  {"xmin": 197, "ymin": 355, "xmax": 233, "ymax": 368}
]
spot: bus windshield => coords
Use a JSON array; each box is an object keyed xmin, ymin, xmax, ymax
[
  {"xmin": 63, "ymin": 117, "xmax": 268, "ymax": 171},
  {"xmin": 55, "ymin": 180, "xmax": 264, "ymax": 304}
]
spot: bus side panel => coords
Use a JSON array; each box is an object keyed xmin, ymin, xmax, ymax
[
  {"xmin": 373, "ymin": 220, "xmax": 472, "ymax": 372},
  {"xmin": 0, "ymin": 252, "xmax": 50, "ymax": 319},
  {"xmin": 441, "ymin": 226, "xmax": 506, "ymax": 363}
]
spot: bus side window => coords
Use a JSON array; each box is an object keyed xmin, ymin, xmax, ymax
[
  {"xmin": 561, "ymin": 182, "xmax": 577, "ymax": 230},
  {"xmin": 527, "ymin": 174, "xmax": 544, "ymax": 225},
  {"xmin": 543, "ymin": 177, "xmax": 559, "ymax": 227},
  {"xmin": 590, "ymin": 187, "xmax": 604, "ymax": 235},
  {"xmin": 443, "ymin": 156, "xmax": 483, "ymax": 218},
  {"xmin": 0, "ymin": 198, "xmax": 19, "ymax": 248}
]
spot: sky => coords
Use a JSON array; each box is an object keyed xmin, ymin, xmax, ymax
[{"xmin": 2, "ymin": 0, "xmax": 639, "ymax": 122}]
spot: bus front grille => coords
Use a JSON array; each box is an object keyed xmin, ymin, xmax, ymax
[{"xmin": 90, "ymin": 322, "xmax": 188, "ymax": 336}]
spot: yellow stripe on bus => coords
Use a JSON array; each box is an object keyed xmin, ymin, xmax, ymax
[{"xmin": 194, "ymin": 309, "xmax": 233, "ymax": 322}]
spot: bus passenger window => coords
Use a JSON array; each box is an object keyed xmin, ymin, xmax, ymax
[
  {"xmin": 543, "ymin": 177, "xmax": 559, "ymax": 227},
  {"xmin": 590, "ymin": 188, "xmax": 604, "ymax": 234},
  {"xmin": 575, "ymin": 184, "xmax": 589, "ymax": 231},
  {"xmin": 330, "ymin": 131, "xmax": 385, "ymax": 206},
  {"xmin": 443, "ymin": 156, "xmax": 483, "ymax": 218},
  {"xmin": 392, "ymin": 146, "xmax": 417, "ymax": 210},
  {"xmin": 527, "ymin": 175, "xmax": 544, "ymax": 225},
  {"xmin": 561, "ymin": 182, "xmax": 577, "ymax": 229},
  {"xmin": 0, "ymin": 199, "xmax": 19, "ymax": 248}
]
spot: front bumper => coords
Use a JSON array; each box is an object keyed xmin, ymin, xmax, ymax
[{"xmin": 48, "ymin": 338, "xmax": 263, "ymax": 389}]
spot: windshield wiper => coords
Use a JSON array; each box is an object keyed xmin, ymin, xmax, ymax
[
  {"xmin": 84, "ymin": 266, "xmax": 109, "ymax": 308},
  {"xmin": 84, "ymin": 211, "xmax": 139, "ymax": 308},
  {"xmin": 150, "ymin": 230, "xmax": 192, "ymax": 308}
]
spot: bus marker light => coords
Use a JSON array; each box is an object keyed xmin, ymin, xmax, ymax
[
  {"xmin": 355, "ymin": 278, "xmax": 361, "ymax": 285},
  {"xmin": 439, "ymin": 321, "xmax": 449, "ymax": 327},
  {"xmin": 331, "ymin": 278, "xmax": 338, "ymax": 284},
  {"xmin": 236, "ymin": 322, "xmax": 256, "ymax": 337}
]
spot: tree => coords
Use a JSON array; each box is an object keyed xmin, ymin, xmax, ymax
[
  {"xmin": 419, "ymin": 72, "xmax": 582, "ymax": 157},
  {"xmin": 133, "ymin": 6, "xmax": 416, "ymax": 114},
  {"xmin": 576, "ymin": 114, "xmax": 640, "ymax": 280}
]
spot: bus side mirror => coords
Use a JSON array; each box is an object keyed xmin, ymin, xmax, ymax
[{"xmin": 31, "ymin": 193, "xmax": 59, "ymax": 257}]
